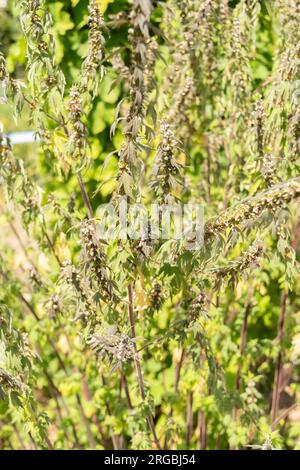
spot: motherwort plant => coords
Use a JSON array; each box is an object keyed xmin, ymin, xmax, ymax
[{"xmin": 0, "ymin": 0, "xmax": 300, "ymax": 450}]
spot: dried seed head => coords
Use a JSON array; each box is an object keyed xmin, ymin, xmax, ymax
[{"xmin": 149, "ymin": 283, "xmax": 164, "ymax": 312}]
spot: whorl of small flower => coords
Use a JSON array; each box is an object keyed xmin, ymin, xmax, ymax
[
  {"xmin": 251, "ymin": 99, "xmax": 265, "ymax": 159},
  {"xmin": 228, "ymin": 1, "xmax": 254, "ymax": 104},
  {"xmin": 111, "ymin": 53, "xmax": 131, "ymax": 83},
  {"xmin": 276, "ymin": 0, "xmax": 300, "ymax": 45},
  {"xmin": 150, "ymin": 121, "xmax": 182, "ymax": 202},
  {"xmin": 115, "ymin": 0, "xmax": 154, "ymax": 196},
  {"xmin": 0, "ymin": 52, "xmax": 24, "ymax": 111},
  {"xmin": 0, "ymin": 367, "xmax": 26, "ymax": 393},
  {"xmin": 87, "ymin": 326, "xmax": 136, "ymax": 370},
  {"xmin": 167, "ymin": 76, "xmax": 196, "ymax": 134},
  {"xmin": 22, "ymin": 194, "xmax": 40, "ymax": 224},
  {"xmin": 149, "ymin": 283, "xmax": 164, "ymax": 312},
  {"xmin": 81, "ymin": 220, "xmax": 113, "ymax": 299},
  {"xmin": 48, "ymin": 294, "xmax": 61, "ymax": 320},
  {"xmin": 186, "ymin": 292, "xmax": 208, "ymax": 325},
  {"xmin": 205, "ymin": 177, "xmax": 300, "ymax": 241},
  {"xmin": 0, "ymin": 134, "xmax": 25, "ymax": 191},
  {"xmin": 288, "ymin": 108, "xmax": 300, "ymax": 162},
  {"xmin": 67, "ymin": 86, "xmax": 87, "ymax": 162},
  {"xmin": 28, "ymin": 266, "xmax": 42, "ymax": 286},
  {"xmin": 213, "ymin": 240, "xmax": 264, "ymax": 283},
  {"xmin": 176, "ymin": 1, "xmax": 195, "ymax": 59},
  {"xmin": 80, "ymin": 0, "xmax": 105, "ymax": 97}
]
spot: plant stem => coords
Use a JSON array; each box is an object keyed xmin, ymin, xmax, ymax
[{"xmin": 163, "ymin": 347, "xmax": 185, "ymax": 449}]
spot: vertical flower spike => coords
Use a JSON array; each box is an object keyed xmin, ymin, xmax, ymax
[
  {"xmin": 150, "ymin": 120, "xmax": 182, "ymax": 203},
  {"xmin": 80, "ymin": 0, "xmax": 106, "ymax": 98},
  {"xmin": 81, "ymin": 220, "xmax": 113, "ymax": 301}
]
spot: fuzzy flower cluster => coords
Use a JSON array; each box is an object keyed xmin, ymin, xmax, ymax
[
  {"xmin": 229, "ymin": 4, "xmax": 253, "ymax": 104},
  {"xmin": 81, "ymin": 0, "xmax": 105, "ymax": 95},
  {"xmin": 276, "ymin": 0, "xmax": 300, "ymax": 45},
  {"xmin": 186, "ymin": 292, "xmax": 208, "ymax": 325},
  {"xmin": 126, "ymin": 0, "xmax": 153, "ymax": 140},
  {"xmin": 111, "ymin": 54, "xmax": 130, "ymax": 83},
  {"xmin": 0, "ymin": 368, "xmax": 26, "ymax": 393},
  {"xmin": 67, "ymin": 86, "xmax": 87, "ymax": 162},
  {"xmin": 149, "ymin": 283, "xmax": 164, "ymax": 313},
  {"xmin": 61, "ymin": 260, "xmax": 94, "ymax": 319},
  {"xmin": 288, "ymin": 108, "xmax": 300, "ymax": 162}
]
